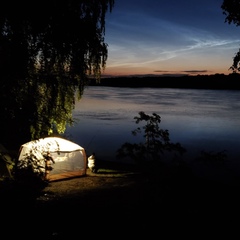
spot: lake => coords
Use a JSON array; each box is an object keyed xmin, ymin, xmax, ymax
[{"xmin": 65, "ymin": 86, "xmax": 240, "ymax": 179}]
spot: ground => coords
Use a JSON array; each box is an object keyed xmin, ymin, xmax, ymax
[{"xmin": 2, "ymin": 162, "xmax": 240, "ymax": 238}]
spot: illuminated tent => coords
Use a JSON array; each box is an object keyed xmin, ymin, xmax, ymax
[{"xmin": 18, "ymin": 137, "xmax": 87, "ymax": 181}]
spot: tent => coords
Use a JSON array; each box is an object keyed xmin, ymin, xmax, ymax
[{"xmin": 18, "ymin": 137, "xmax": 87, "ymax": 181}]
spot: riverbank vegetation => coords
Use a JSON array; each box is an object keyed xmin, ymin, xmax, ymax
[{"xmin": 90, "ymin": 73, "xmax": 240, "ymax": 89}]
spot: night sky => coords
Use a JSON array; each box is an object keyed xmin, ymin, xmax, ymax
[{"xmin": 103, "ymin": 0, "xmax": 240, "ymax": 77}]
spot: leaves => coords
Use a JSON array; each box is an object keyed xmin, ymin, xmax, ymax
[
  {"xmin": 0, "ymin": 1, "xmax": 115, "ymax": 143},
  {"xmin": 221, "ymin": 0, "xmax": 240, "ymax": 72},
  {"xmin": 117, "ymin": 112, "xmax": 186, "ymax": 165}
]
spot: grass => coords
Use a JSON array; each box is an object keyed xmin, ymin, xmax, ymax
[{"xmin": 1, "ymin": 156, "xmax": 240, "ymax": 238}]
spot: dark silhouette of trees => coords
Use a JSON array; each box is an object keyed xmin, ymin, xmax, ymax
[
  {"xmin": 117, "ymin": 112, "xmax": 186, "ymax": 172},
  {"xmin": 0, "ymin": 1, "xmax": 114, "ymax": 148},
  {"xmin": 90, "ymin": 74, "xmax": 240, "ymax": 89},
  {"xmin": 222, "ymin": 0, "xmax": 240, "ymax": 72}
]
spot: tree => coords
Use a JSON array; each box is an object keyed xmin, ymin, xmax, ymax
[
  {"xmin": 0, "ymin": 1, "xmax": 114, "ymax": 147},
  {"xmin": 221, "ymin": 0, "xmax": 240, "ymax": 72},
  {"xmin": 116, "ymin": 112, "xmax": 186, "ymax": 171}
]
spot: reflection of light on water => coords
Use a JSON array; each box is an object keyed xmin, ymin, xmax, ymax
[{"xmin": 66, "ymin": 87, "xmax": 240, "ymax": 169}]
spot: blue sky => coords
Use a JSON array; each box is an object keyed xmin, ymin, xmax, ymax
[{"xmin": 103, "ymin": 0, "xmax": 240, "ymax": 77}]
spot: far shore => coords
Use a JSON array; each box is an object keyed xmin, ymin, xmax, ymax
[{"xmin": 89, "ymin": 73, "xmax": 240, "ymax": 90}]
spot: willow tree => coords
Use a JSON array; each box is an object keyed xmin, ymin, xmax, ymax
[
  {"xmin": 221, "ymin": 0, "xmax": 240, "ymax": 72},
  {"xmin": 0, "ymin": 1, "xmax": 114, "ymax": 147}
]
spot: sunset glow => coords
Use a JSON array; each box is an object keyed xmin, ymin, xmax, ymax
[{"xmin": 103, "ymin": 0, "xmax": 240, "ymax": 77}]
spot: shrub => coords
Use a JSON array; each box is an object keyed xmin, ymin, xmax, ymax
[{"xmin": 116, "ymin": 111, "xmax": 186, "ymax": 171}]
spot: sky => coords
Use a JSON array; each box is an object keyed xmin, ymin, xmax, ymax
[{"xmin": 103, "ymin": 0, "xmax": 240, "ymax": 77}]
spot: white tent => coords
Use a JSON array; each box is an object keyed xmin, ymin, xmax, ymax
[{"xmin": 18, "ymin": 137, "xmax": 87, "ymax": 181}]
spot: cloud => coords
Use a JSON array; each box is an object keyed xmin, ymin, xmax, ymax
[
  {"xmin": 153, "ymin": 69, "xmax": 210, "ymax": 75},
  {"xmin": 104, "ymin": 0, "xmax": 240, "ymax": 76},
  {"xmin": 181, "ymin": 70, "xmax": 209, "ymax": 73}
]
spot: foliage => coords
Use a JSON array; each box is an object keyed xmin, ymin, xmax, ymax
[
  {"xmin": 0, "ymin": 1, "xmax": 114, "ymax": 145},
  {"xmin": 0, "ymin": 1, "xmax": 114, "ymax": 81},
  {"xmin": 116, "ymin": 111, "xmax": 186, "ymax": 169},
  {"xmin": 15, "ymin": 140, "xmax": 58, "ymax": 186},
  {"xmin": 16, "ymin": 151, "xmax": 46, "ymax": 181},
  {"xmin": 0, "ymin": 153, "xmax": 15, "ymax": 180},
  {"xmin": 197, "ymin": 150, "xmax": 228, "ymax": 165},
  {"xmin": 222, "ymin": 0, "xmax": 240, "ymax": 72}
]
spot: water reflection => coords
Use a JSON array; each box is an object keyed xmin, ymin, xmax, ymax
[{"xmin": 66, "ymin": 86, "xmax": 240, "ymax": 169}]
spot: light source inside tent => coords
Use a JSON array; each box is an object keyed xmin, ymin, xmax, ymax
[{"xmin": 18, "ymin": 137, "xmax": 87, "ymax": 181}]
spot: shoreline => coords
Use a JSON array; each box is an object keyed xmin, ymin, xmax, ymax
[{"xmin": 89, "ymin": 73, "xmax": 240, "ymax": 90}]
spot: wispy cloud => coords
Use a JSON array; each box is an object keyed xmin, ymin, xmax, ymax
[{"xmin": 104, "ymin": 0, "xmax": 240, "ymax": 75}]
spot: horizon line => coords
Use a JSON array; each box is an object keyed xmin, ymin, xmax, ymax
[{"xmin": 100, "ymin": 72, "xmax": 238, "ymax": 78}]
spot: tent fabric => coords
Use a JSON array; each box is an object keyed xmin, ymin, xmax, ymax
[{"xmin": 18, "ymin": 137, "xmax": 87, "ymax": 181}]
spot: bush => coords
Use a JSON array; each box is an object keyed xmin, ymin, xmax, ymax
[{"xmin": 116, "ymin": 111, "xmax": 186, "ymax": 171}]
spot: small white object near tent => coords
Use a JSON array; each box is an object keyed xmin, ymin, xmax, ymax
[{"xmin": 18, "ymin": 137, "xmax": 87, "ymax": 181}]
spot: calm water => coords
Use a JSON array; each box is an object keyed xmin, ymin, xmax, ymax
[{"xmin": 65, "ymin": 86, "xmax": 240, "ymax": 177}]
